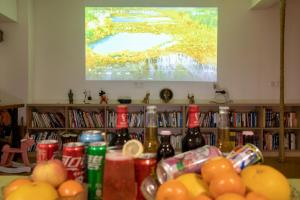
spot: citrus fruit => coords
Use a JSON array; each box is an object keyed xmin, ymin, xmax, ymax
[
  {"xmin": 6, "ymin": 181, "xmax": 58, "ymax": 200},
  {"xmin": 122, "ymin": 139, "xmax": 144, "ymax": 158},
  {"xmin": 241, "ymin": 165, "xmax": 290, "ymax": 200},
  {"xmin": 246, "ymin": 192, "xmax": 269, "ymax": 200},
  {"xmin": 176, "ymin": 173, "xmax": 209, "ymax": 198},
  {"xmin": 201, "ymin": 156, "xmax": 235, "ymax": 183},
  {"xmin": 3, "ymin": 178, "xmax": 32, "ymax": 199},
  {"xmin": 216, "ymin": 193, "xmax": 246, "ymax": 200},
  {"xmin": 193, "ymin": 194, "xmax": 213, "ymax": 200},
  {"xmin": 58, "ymin": 180, "xmax": 84, "ymax": 197},
  {"xmin": 209, "ymin": 171, "xmax": 246, "ymax": 198},
  {"xmin": 156, "ymin": 179, "xmax": 190, "ymax": 200}
]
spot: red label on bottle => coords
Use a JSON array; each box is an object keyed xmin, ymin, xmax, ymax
[
  {"xmin": 188, "ymin": 105, "xmax": 200, "ymax": 128},
  {"xmin": 116, "ymin": 105, "xmax": 128, "ymax": 129}
]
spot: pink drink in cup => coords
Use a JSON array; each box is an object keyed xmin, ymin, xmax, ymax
[{"xmin": 103, "ymin": 150, "xmax": 136, "ymax": 200}]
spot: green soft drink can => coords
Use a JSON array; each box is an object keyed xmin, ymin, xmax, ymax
[{"xmin": 87, "ymin": 141, "xmax": 106, "ymax": 200}]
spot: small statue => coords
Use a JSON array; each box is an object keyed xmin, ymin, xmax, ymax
[
  {"xmin": 210, "ymin": 83, "xmax": 233, "ymax": 105},
  {"xmin": 187, "ymin": 94, "xmax": 195, "ymax": 104},
  {"xmin": 99, "ymin": 90, "xmax": 108, "ymax": 104},
  {"xmin": 68, "ymin": 89, "xmax": 74, "ymax": 104},
  {"xmin": 142, "ymin": 92, "xmax": 150, "ymax": 104},
  {"xmin": 83, "ymin": 90, "xmax": 88, "ymax": 104}
]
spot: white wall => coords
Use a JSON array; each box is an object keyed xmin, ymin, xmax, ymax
[
  {"xmin": 2, "ymin": 0, "xmax": 300, "ymax": 104},
  {"xmin": 0, "ymin": 0, "xmax": 17, "ymax": 22}
]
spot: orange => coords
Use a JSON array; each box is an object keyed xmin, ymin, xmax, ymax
[
  {"xmin": 216, "ymin": 193, "xmax": 246, "ymax": 200},
  {"xmin": 246, "ymin": 192, "xmax": 269, "ymax": 200},
  {"xmin": 58, "ymin": 180, "xmax": 84, "ymax": 197},
  {"xmin": 201, "ymin": 156, "xmax": 235, "ymax": 183},
  {"xmin": 241, "ymin": 165, "xmax": 290, "ymax": 200},
  {"xmin": 156, "ymin": 179, "xmax": 190, "ymax": 200},
  {"xmin": 193, "ymin": 194, "xmax": 213, "ymax": 200},
  {"xmin": 3, "ymin": 178, "xmax": 32, "ymax": 199},
  {"xmin": 209, "ymin": 171, "xmax": 246, "ymax": 198}
]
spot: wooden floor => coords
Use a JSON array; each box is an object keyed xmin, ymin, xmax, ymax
[{"xmin": 264, "ymin": 157, "xmax": 300, "ymax": 178}]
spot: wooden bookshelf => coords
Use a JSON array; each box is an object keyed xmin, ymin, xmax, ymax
[{"xmin": 26, "ymin": 103, "xmax": 300, "ymax": 158}]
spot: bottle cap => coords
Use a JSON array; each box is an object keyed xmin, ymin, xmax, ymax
[{"xmin": 159, "ymin": 130, "xmax": 172, "ymax": 136}]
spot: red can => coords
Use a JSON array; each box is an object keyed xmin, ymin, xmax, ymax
[
  {"xmin": 62, "ymin": 142, "xmax": 85, "ymax": 183},
  {"xmin": 134, "ymin": 153, "xmax": 157, "ymax": 200},
  {"xmin": 36, "ymin": 140, "xmax": 59, "ymax": 163}
]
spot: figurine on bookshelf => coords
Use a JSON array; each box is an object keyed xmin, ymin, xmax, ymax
[
  {"xmin": 210, "ymin": 83, "xmax": 233, "ymax": 105},
  {"xmin": 68, "ymin": 89, "xmax": 74, "ymax": 104},
  {"xmin": 99, "ymin": 90, "xmax": 108, "ymax": 104},
  {"xmin": 187, "ymin": 94, "xmax": 195, "ymax": 104},
  {"xmin": 142, "ymin": 92, "xmax": 150, "ymax": 104},
  {"xmin": 83, "ymin": 90, "xmax": 93, "ymax": 104}
]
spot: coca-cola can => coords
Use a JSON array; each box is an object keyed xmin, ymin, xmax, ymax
[
  {"xmin": 156, "ymin": 145, "xmax": 222, "ymax": 184},
  {"xmin": 135, "ymin": 153, "xmax": 157, "ymax": 200},
  {"xmin": 62, "ymin": 142, "xmax": 85, "ymax": 183},
  {"xmin": 36, "ymin": 140, "xmax": 59, "ymax": 163}
]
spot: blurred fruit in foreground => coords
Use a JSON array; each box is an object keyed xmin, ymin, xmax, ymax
[
  {"xmin": 241, "ymin": 165, "xmax": 290, "ymax": 200},
  {"xmin": 209, "ymin": 171, "xmax": 246, "ymax": 198},
  {"xmin": 31, "ymin": 159, "xmax": 67, "ymax": 187},
  {"xmin": 122, "ymin": 139, "xmax": 144, "ymax": 158},
  {"xmin": 246, "ymin": 192, "xmax": 269, "ymax": 200},
  {"xmin": 201, "ymin": 156, "xmax": 235, "ymax": 183},
  {"xmin": 193, "ymin": 194, "xmax": 213, "ymax": 200},
  {"xmin": 58, "ymin": 180, "xmax": 84, "ymax": 197},
  {"xmin": 216, "ymin": 193, "xmax": 246, "ymax": 200},
  {"xmin": 6, "ymin": 181, "xmax": 58, "ymax": 200},
  {"xmin": 3, "ymin": 178, "xmax": 32, "ymax": 199},
  {"xmin": 176, "ymin": 173, "xmax": 209, "ymax": 198},
  {"xmin": 156, "ymin": 179, "xmax": 190, "ymax": 200}
]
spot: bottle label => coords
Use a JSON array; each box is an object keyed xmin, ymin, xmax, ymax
[
  {"xmin": 188, "ymin": 112, "xmax": 199, "ymax": 128},
  {"xmin": 116, "ymin": 112, "xmax": 128, "ymax": 128}
]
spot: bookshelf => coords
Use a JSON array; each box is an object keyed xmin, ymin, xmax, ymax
[{"xmin": 26, "ymin": 103, "xmax": 300, "ymax": 158}]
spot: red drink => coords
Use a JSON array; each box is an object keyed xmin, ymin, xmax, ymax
[
  {"xmin": 62, "ymin": 142, "xmax": 85, "ymax": 183},
  {"xmin": 135, "ymin": 153, "xmax": 157, "ymax": 200},
  {"xmin": 36, "ymin": 139, "xmax": 59, "ymax": 163},
  {"xmin": 103, "ymin": 151, "xmax": 135, "ymax": 200}
]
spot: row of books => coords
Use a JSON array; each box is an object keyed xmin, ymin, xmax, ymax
[
  {"xmin": 158, "ymin": 111, "xmax": 183, "ymax": 128},
  {"xmin": 106, "ymin": 111, "xmax": 144, "ymax": 128},
  {"xmin": 229, "ymin": 112, "xmax": 258, "ymax": 128},
  {"xmin": 228, "ymin": 131, "xmax": 260, "ymax": 148},
  {"xmin": 68, "ymin": 110, "xmax": 105, "ymax": 128},
  {"xmin": 264, "ymin": 132, "xmax": 297, "ymax": 150},
  {"xmin": 29, "ymin": 131, "xmax": 62, "ymax": 152},
  {"xmin": 31, "ymin": 112, "xmax": 64, "ymax": 128},
  {"xmin": 284, "ymin": 112, "xmax": 298, "ymax": 128},
  {"xmin": 264, "ymin": 109, "xmax": 298, "ymax": 128}
]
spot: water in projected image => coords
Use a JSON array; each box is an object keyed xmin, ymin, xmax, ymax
[{"xmin": 85, "ymin": 7, "xmax": 218, "ymax": 81}]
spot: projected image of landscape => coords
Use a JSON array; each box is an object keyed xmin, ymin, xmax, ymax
[{"xmin": 85, "ymin": 7, "xmax": 218, "ymax": 81}]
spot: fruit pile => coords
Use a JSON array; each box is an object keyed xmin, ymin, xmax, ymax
[
  {"xmin": 3, "ymin": 160, "xmax": 85, "ymax": 200},
  {"xmin": 156, "ymin": 157, "xmax": 291, "ymax": 200}
]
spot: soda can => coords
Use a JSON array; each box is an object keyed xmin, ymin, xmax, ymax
[
  {"xmin": 78, "ymin": 130, "xmax": 105, "ymax": 145},
  {"xmin": 134, "ymin": 153, "xmax": 157, "ymax": 200},
  {"xmin": 87, "ymin": 142, "xmax": 106, "ymax": 200},
  {"xmin": 36, "ymin": 140, "xmax": 59, "ymax": 163},
  {"xmin": 62, "ymin": 142, "xmax": 85, "ymax": 183},
  {"xmin": 156, "ymin": 145, "xmax": 221, "ymax": 184},
  {"xmin": 226, "ymin": 143, "xmax": 263, "ymax": 172}
]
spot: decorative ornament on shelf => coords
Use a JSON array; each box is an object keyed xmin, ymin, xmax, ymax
[
  {"xmin": 68, "ymin": 89, "xmax": 74, "ymax": 104},
  {"xmin": 99, "ymin": 90, "xmax": 108, "ymax": 104},
  {"xmin": 160, "ymin": 88, "xmax": 173, "ymax": 103},
  {"xmin": 210, "ymin": 83, "xmax": 233, "ymax": 105},
  {"xmin": 0, "ymin": 30, "xmax": 3, "ymax": 42},
  {"xmin": 83, "ymin": 90, "xmax": 92, "ymax": 104},
  {"xmin": 142, "ymin": 92, "xmax": 150, "ymax": 104},
  {"xmin": 187, "ymin": 94, "xmax": 195, "ymax": 104}
]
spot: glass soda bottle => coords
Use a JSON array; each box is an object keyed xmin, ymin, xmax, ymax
[
  {"xmin": 109, "ymin": 105, "xmax": 131, "ymax": 147},
  {"xmin": 157, "ymin": 130, "xmax": 175, "ymax": 162},
  {"xmin": 217, "ymin": 106, "xmax": 233, "ymax": 154},
  {"xmin": 144, "ymin": 105, "xmax": 159, "ymax": 153},
  {"xmin": 182, "ymin": 104, "xmax": 205, "ymax": 152}
]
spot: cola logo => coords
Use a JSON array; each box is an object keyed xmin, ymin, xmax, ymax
[{"xmin": 62, "ymin": 155, "xmax": 84, "ymax": 171}]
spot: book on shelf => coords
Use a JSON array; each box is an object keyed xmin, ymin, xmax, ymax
[
  {"xmin": 158, "ymin": 111, "xmax": 183, "ymax": 128},
  {"xmin": 264, "ymin": 109, "xmax": 298, "ymax": 128},
  {"xmin": 31, "ymin": 112, "xmax": 64, "ymax": 128},
  {"xmin": 264, "ymin": 132, "xmax": 297, "ymax": 151},
  {"xmin": 284, "ymin": 112, "xmax": 298, "ymax": 128},
  {"xmin": 229, "ymin": 112, "xmax": 258, "ymax": 128},
  {"xmin": 68, "ymin": 109, "xmax": 105, "ymax": 128}
]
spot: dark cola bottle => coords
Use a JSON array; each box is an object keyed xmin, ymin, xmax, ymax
[
  {"xmin": 157, "ymin": 130, "xmax": 175, "ymax": 162},
  {"xmin": 182, "ymin": 104, "xmax": 206, "ymax": 152},
  {"xmin": 109, "ymin": 105, "xmax": 131, "ymax": 147}
]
